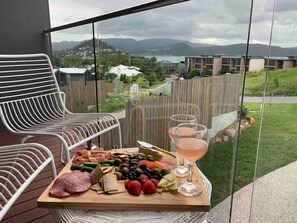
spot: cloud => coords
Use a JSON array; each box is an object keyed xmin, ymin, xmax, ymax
[
  {"xmin": 49, "ymin": 0, "xmax": 297, "ymax": 47},
  {"xmin": 49, "ymin": 0, "xmax": 155, "ymax": 27},
  {"xmin": 95, "ymin": 0, "xmax": 253, "ymax": 43},
  {"xmin": 264, "ymin": 0, "xmax": 297, "ymax": 12}
]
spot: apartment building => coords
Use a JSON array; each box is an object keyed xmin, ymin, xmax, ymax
[{"xmin": 185, "ymin": 55, "xmax": 297, "ymax": 75}]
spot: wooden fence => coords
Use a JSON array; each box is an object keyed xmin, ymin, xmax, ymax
[
  {"xmin": 99, "ymin": 74, "xmax": 241, "ymax": 150},
  {"xmin": 106, "ymin": 82, "xmax": 132, "ymax": 94},
  {"xmin": 60, "ymin": 80, "xmax": 106, "ymax": 112}
]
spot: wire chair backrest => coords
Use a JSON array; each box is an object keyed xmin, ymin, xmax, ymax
[{"xmin": 0, "ymin": 53, "xmax": 67, "ymax": 132}]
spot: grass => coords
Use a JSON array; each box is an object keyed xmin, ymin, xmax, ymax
[
  {"xmin": 88, "ymin": 93, "xmax": 160, "ymax": 113},
  {"xmin": 88, "ymin": 94, "xmax": 128, "ymax": 113},
  {"xmin": 199, "ymin": 102, "xmax": 297, "ymax": 206},
  {"xmin": 244, "ymin": 67, "xmax": 297, "ymax": 96}
]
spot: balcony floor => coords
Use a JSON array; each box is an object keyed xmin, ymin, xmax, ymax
[{"xmin": 0, "ymin": 132, "xmax": 64, "ymax": 223}]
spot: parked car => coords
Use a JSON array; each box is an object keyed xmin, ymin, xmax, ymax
[
  {"xmin": 172, "ymin": 76, "xmax": 180, "ymax": 81},
  {"xmin": 172, "ymin": 76, "xmax": 184, "ymax": 81}
]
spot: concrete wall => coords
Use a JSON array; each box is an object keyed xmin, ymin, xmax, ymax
[
  {"xmin": 0, "ymin": 0, "xmax": 51, "ymax": 54},
  {"xmin": 208, "ymin": 111, "xmax": 238, "ymax": 139},
  {"xmin": 0, "ymin": 0, "xmax": 51, "ymax": 132},
  {"xmin": 283, "ymin": 61, "xmax": 293, "ymax": 69},
  {"xmin": 213, "ymin": 57, "xmax": 223, "ymax": 76},
  {"xmin": 249, "ymin": 58, "xmax": 265, "ymax": 72}
]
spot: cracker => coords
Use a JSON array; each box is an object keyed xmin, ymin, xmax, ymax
[
  {"xmin": 100, "ymin": 178, "xmax": 104, "ymax": 191},
  {"xmin": 90, "ymin": 183, "xmax": 103, "ymax": 192},
  {"xmin": 102, "ymin": 174, "xmax": 118, "ymax": 192},
  {"xmin": 89, "ymin": 165, "xmax": 104, "ymax": 185},
  {"xmin": 102, "ymin": 166, "xmax": 113, "ymax": 174},
  {"xmin": 109, "ymin": 167, "xmax": 115, "ymax": 175},
  {"xmin": 108, "ymin": 180, "xmax": 126, "ymax": 194}
]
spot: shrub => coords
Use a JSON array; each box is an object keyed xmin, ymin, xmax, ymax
[{"xmin": 238, "ymin": 104, "xmax": 250, "ymax": 119}]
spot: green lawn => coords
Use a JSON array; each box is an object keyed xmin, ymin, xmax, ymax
[
  {"xmin": 88, "ymin": 95, "xmax": 128, "ymax": 113},
  {"xmin": 199, "ymin": 102, "xmax": 297, "ymax": 206},
  {"xmin": 88, "ymin": 93, "xmax": 157, "ymax": 113}
]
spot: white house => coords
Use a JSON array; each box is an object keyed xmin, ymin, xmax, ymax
[{"xmin": 108, "ymin": 64, "xmax": 142, "ymax": 77}]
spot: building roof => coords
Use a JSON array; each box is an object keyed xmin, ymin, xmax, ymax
[
  {"xmin": 264, "ymin": 56, "xmax": 289, "ymax": 60},
  {"xmin": 58, "ymin": 68, "xmax": 88, "ymax": 74},
  {"xmin": 108, "ymin": 64, "xmax": 142, "ymax": 77}
]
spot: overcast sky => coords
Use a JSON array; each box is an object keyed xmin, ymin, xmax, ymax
[{"xmin": 49, "ymin": 0, "xmax": 297, "ymax": 47}]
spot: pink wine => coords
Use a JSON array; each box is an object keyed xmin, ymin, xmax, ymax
[
  {"xmin": 175, "ymin": 138, "xmax": 208, "ymax": 161},
  {"xmin": 168, "ymin": 126, "xmax": 197, "ymax": 141}
]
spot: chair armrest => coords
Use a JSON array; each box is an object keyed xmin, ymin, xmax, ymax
[
  {"xmin": 60, "ymin": 91, "xmax": 66, "ymax": 104},
  {"xmin": 0, "ymin": 143, "xmax": 56, "ymax": 221}
]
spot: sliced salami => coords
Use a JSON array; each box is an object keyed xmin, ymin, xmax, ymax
[
  {"xmin": 64, "ymin": 171, "xmax": 91, "ymax": 193},
  {"xmin": 49, "ymin": 170, "xmax": 91, "ymax": 198},
  {"xmin": 49, "ymin": 174, "xmax": 71, "ymax": 198}
]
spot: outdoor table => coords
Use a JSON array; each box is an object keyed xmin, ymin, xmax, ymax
[{"xmin": 37, "ymin": 148, "xmax": 211, "ymax": 222}]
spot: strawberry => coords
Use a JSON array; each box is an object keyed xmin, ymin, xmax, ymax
[
  {"xmin": 142, "ymin": 180, "xmax": 157, "ymax": 194},
  {"xmin": 150, "ymin": 178, "xmax": 160, "ymax": 187},
  {"xmin": 138, "ymin": 174, "xmax": 149, "ymax": 184},
  {"xmin": 124, "ymin": 179, "xmax": 130, "ymax": 189},
  {"xmin": 128, "ymin": 180, "xmax": 142, "ymax": 196}
]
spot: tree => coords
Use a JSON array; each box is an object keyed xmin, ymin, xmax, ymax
[
  {"xmin": 146, "ymin": 73, "xmax": 157, "ymax": 86},
  {"xmin": 189, "ymin": 69, "xmax": 201, "ymax": 78},
  {"xmin": 202, "ymin": 68, "xmax": 212, "ymax": 77},
  {"xmin": 105, "ymin": 73, "xmax": 118, "ymax": 83},
  {"xmin": 135, "ymin": 75, "xmax": 149, "ymax": 88},
  {"xmin": 220, "ymin": 67, "xmax": 230, "ymax": 75},
  {"xmin": 63, "ymin": 55, "xmax": 84, "ymax": 67},
  {"xmin": 97, "ymin": 59, "xmax": 114, "ymax": 80},
  {"xmin": 158, "ymin": 60, "xmax": 171, "ymax": 77},
  {"xmin": 176, "ymin": 63, "xmax": 187, "ymax": 78},
  {"xmin": 52, "ymin": 53, "xmax": 62, "ymax": 67}
]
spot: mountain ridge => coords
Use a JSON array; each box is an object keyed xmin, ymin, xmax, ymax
[{"xmin": 52, "ymin": 38, "xmax": 297, "ymax": 57}]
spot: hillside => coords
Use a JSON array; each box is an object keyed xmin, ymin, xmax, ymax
[
  {"xmin": 195, "ymin": 44, "xmax": 297, "ymax": 57},
  {"xmin": 101, "ymin": 38, "xmax": 212, "ymax": 51},
  {"xmin": 130, "ymin": 42, "xmax": 199, "ymax": 56},
  {"xmin": 52, "ymin": 41, "xmax": 81, "ymax": 51},
  {"xmin": 52, "ymin": 38, "xmax": 297, "ymax": 57},
  {"xmin": 73, "ymin": 39, "xmax": 114, "ymax": 50},
  {"xmin": 244, "ymin": 67, "xmax": 297, "ymax": 96}
]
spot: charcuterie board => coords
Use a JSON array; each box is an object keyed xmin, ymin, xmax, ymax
[{"xmin": 37, "ymin": 148, "xmax": 210, "ymax": 212}]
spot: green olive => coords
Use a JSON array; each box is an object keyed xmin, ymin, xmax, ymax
[{"xmin": 121, "ymin": 167, "xmax": 130, "ymax": 175}]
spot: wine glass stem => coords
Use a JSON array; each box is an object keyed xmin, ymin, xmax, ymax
[{"xmin": 187, "ymin": 161, "xmax": 194, "ymax": 183}]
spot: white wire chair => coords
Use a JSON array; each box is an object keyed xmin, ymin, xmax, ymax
[
  {"xmin": 0, "ymin": 143, "xmax": 57, "ymax": 221},
  {"xmin": 0, "ymin": 53, "xmax": 122, "ymax": 163},
  {"xmin": 50, "ymin": 170, "xmax": 212, "ymax": 223}
]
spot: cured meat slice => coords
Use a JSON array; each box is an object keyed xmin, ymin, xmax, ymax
[
  {"xmin": 49, "ymin": 174, "xmax": 71, "ymax": 198},
  {"xmin": 72, "ymin": 149, "xmax": 114, "ymax": 165},
  {"xmin": 72, "ymin": 156, "xmax": 89, "ymax": 166},
  {"xmin": 74, "ymin": 149, "xmax": 89, "ymax": 159},
  {"xmin": 90, "ymin": 150, "xmax": 105, "ymax": 155},
  {"xmin": 49, "ymin": 170, "xmax": 91, "ymax": 198},
  {"xmin": 64, "ymin": 171, "xmax": 91, "ymax": 193}
]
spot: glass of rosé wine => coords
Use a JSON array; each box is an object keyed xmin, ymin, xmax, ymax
[
  {"xmin": 168, "ymin": 114, "xmax": 197, "ymax": 177},
  {"xmin": 173, "ymin": 122, "xmax": 208, "ymax": 197}
]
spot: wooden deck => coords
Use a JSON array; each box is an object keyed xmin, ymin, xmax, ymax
[{"xmin": 0, "ymin": 132, "xmax": 64, "ymax": 223}]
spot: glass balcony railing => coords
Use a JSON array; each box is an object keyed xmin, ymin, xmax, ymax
[{"xmin": 45, "ymin": 0, "xmax": 297, "ymax": 222}]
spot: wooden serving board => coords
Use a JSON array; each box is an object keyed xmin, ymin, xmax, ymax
[{"xmin": 37, "ymin": 149, "xmax": 210, "ymax": 212}]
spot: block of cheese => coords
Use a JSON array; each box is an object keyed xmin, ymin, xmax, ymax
[{"xmin": 138, "ymin": 146, "xmax": 163, "ymax": 161}]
